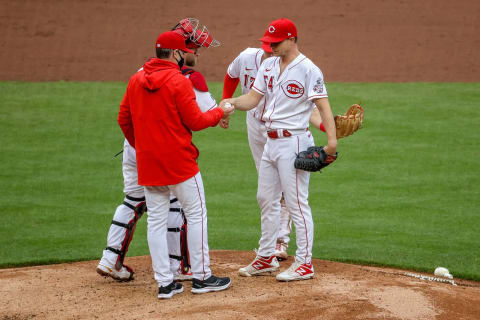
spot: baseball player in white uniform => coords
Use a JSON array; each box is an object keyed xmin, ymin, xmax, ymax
[
  {"xmin": 222, "ymin": 32, "xmax": 327, "ymax": 261},
  {"xmin": 97, "ymin": 18, "xmax": 220, "ymax": 284},
  {"xmin": 223, "ymin": 18, "xmax": 337, "ymax": 281}
]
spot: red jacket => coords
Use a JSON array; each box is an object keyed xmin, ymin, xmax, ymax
[{"xmin": 118, "ymin": 58, "xmax": 223, "ymax": 186}]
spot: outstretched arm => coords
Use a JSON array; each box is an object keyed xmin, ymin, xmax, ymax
[
  {"xmin": 227, "ymin": 89, "xmax": 263, "ymax": 111},
  {"xmin": 176, "ymin": 79, "xmax": 234, "ymax": 131}
]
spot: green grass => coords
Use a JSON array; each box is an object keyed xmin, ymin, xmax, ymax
[{"xmin": 0, "ymin": 81, "xmax": 479, "ymax": 280}]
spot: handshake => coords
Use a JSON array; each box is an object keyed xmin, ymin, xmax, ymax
[{"xmin": 218, "ymin": 99, "xmax": 235, "ymax": 129}]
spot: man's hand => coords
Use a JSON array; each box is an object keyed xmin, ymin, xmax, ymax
[
  {"xmin": 219, "ymin": 116, "xmax": 230, "ymax": 129},
  {"xmin": 323, "ymin": 143, "xmax": 337, "ymax": 156},
  {"xmin": 219, "ymin": 99, "xmax": 235, "ymax": 119}
]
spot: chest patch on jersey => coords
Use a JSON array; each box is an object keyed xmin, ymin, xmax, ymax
[{"xmin": 281, "ymin": 80, "xmax": 304, "ymax": 99}]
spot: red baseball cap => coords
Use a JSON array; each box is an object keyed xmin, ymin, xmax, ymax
[
  {"xmin": 155, "ymin": 31, "xmax": 194, "ymax": 53},
  {"xmin": 259, "ymin": 18, "xmax": 297, "ymax": 43}
]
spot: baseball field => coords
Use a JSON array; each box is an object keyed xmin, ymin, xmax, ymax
[{"xmin": 1, "ymin": 0, "xmax": 479, "ymax": 319}]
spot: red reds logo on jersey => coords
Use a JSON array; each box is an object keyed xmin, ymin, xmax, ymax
[{"xmin": 281, "ymin": 80, "xmax": 304, "ymax": 99}]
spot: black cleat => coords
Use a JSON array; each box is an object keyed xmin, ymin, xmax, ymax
[
  {"xmin": 191, "ymin": 275, "xmax": 232, "ymax": 294},
  {"xmin": 158, "ymin": 281, "xmax": 184, "ymax": 299}
]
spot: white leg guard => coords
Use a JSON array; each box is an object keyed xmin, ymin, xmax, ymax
[
  {"xmin": 167, "ymin": 195, "xmax": 191, "ymax": 278},
  {"xmin": 100, "ymin": 195, "xmax": 146, "ymax": 270}
]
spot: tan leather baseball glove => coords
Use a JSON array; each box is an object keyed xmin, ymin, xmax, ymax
[{"xmin": 334, "ymin": 104, "xmax": 364, "ymax": 139}]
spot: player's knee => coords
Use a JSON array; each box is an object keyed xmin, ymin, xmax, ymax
[
  {"xmin": 257, "ymin": 192, "xmax": 281, "ymax": 212},
  {"xmin": 182, "ymin": 206, "xmax": 205, "ymax": 224},
  {"xmin": 257, "ymin": 192, "xmax": 268, "ymax": 208}
]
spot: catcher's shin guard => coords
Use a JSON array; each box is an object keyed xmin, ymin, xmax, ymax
[
  {"xmin": 179, "ymin": 221, "xmax": 190, "ymax": 273},
  {"xmin": 106, "ymin": 195, "xmax": 147, "ymax": 270},
  {"xmin": 167, "ymin": 198, "xmax": 191, "ymax": 274}
]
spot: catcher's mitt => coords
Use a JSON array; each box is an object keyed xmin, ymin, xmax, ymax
[
  {"xmin": 334, "ymin": 104, "xmax": 364, "ymax": 139},
  {"xmin": 294, "ymin": 146, "xmax": 338, "ymax": 172}
]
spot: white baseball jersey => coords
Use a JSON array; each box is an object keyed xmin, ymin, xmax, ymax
[
  {"xmin": 252, "ymin": 53, "xmax": 327, "ymax": 130},
  {"xmin": 227, "ymin": 48, "xmax": 268, "ymax": 120}
]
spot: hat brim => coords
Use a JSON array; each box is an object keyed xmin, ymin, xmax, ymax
[
  {"xmin": 259, "ymin": 35, "xmax": 287, "ymax": 44},
  {"xmin": 181, "ymin": 48, "xmax": 194, "ymax": 53}
]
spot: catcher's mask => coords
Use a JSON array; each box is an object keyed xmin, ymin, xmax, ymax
[{"xmin": 172, "ymin": 18, "xmax": 220, "ymax": 49}]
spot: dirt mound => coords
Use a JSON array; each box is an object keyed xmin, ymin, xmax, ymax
[
  {"xmin": 2, "ymin": 1, "xmax": 480, "ymax": 319},
  {"xmin": 1, "ymin": 251, "xmax": 479, "ymax": 320}
]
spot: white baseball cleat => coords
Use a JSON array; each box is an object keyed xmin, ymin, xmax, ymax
[
  {"xmin": 239, "ymin": 255, "xmax": 280, "ymax": 277},
  {"xmin": 96, "ymin": 262, "xmax": 134, "ymax": 282},
  {"xmin": 274, "ymin": 241, "xmax": 288, "ymax": 261},
  {"xmin": 276, "ymin": 261, "xmax": 314, "ymax": 282}
]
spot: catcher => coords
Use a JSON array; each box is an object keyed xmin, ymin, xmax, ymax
[{"xmin": 297, "ymin": 104, "xmax": 364, "ymax": 172}]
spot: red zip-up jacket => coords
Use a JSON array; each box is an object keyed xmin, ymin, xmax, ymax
[{"xmin": 118, "ymin": 58, "xmax": 224, "ymax": 186}]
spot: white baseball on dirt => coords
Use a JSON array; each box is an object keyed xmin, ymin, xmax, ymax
[{"xmin": 434, "ymin": 267, "xmax": 453, "ymax": 279}]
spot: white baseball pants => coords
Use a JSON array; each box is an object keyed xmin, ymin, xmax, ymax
[
  {"xmin": 247, "ymin": 112, "xmax": 292, "ymax": 245},
  {"xmin": 256, "ymin": 131, "xmax": 315, "ymax": 264},
  {"xmin": 145, "ymin": 172, "xmax": 211, "ymax": 287}
]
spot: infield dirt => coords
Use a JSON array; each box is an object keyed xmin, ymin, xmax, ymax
[
  {"xmin": 1, "ymin": 252, "xmax": 480, "ymax": 319},
  {"xmin": 1, "ymin": 0, "xmax": 479, "ymax": 319}
]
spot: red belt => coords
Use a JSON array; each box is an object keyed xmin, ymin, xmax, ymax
[
  {"xmin": 267, "ymin": 128, "xmax": 309, "ymax": 139},
  {"xmin": 267, "ymin": 129, "xmax": 292, "ymax": 139}
]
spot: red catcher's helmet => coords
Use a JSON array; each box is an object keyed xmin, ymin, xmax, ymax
[{"xmin": 172, "ymin": 18, "xmax": 220, "ymax": 49}]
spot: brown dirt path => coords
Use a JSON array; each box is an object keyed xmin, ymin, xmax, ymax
[
  {"xmin": 0, "ymin": 0, "xmax": 479, "ymax": 82},
  {"xmin": 1, "ymin": 251, "xmax": 480, "ymax": 320}
]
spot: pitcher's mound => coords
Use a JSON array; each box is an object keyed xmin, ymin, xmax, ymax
[{"xmin": 1, "ymin": 250, "xmax": 479, "ymax": 319}]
